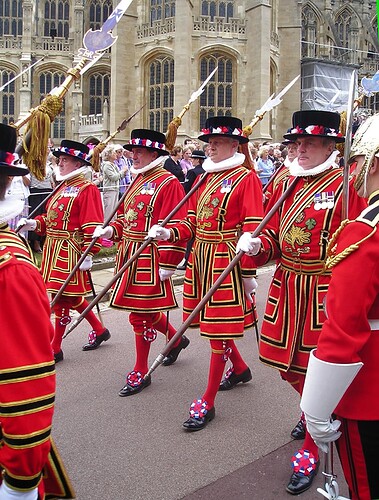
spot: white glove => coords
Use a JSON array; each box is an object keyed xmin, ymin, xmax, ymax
[
  {"xmin": 92, "ymin": 225, "xmax": 113, "ymax": 240},
  {"xmin": 242, "ymin": 277, "xmax": 258, "ymax": 303},
  {"xmin": 236, "ymin": 233, "xmax": 262, "ymax": 256},
  {"xmin": 16, "ymin": 218, "xmax": 37, "ymax": 232},
  {"xmin": 0, "ymin": 482, "xmax": 38, "ymax": 499},
  {"xmin": 79, "ymin": 255, "xmax": 93, "ymax": 271},
  {"xmin": 159, "ymin": 268, "xmax": 175, "ymax": 281},
  {"xmin": 304, "ymin": 415, "xmax": 342, "ymax": 453},
  {"xmin": 147, "ymin": 225, "xmax": 171, "ymax": 241}
]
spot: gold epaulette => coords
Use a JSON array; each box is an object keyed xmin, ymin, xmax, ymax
[{"xmin": 325, "ymin": 217, "xmax": 377, "ymax": 269}]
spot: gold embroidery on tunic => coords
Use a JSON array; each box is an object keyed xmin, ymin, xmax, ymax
[
  {"xmin": 125, "ymin": 208, "xmax": 138, "ymax": 222},
  {"xmin": 284, "ymin": 225, "xmax": 311, "ymax": 249},
  {"xmin": 198, "ymin": 205, "xmax": 214, "ymax": 220}
]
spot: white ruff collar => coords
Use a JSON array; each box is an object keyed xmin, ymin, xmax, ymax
[
  {"xmin": 284, "ymin": 157, "xmax": 295, "ymax": 168},
  {"xmin": 289, "ymin": 150, "xmax": 339, "ymax": 177},
  {"xmin": 55, "ymin": 165, "xmax": 89, "ymax": 181},
  {"xmin": 130, "ymin": 156, "xmax": 165, "ymax": 175},
  {"xmin": 203, "ymin": 152, "xmax": 245, "ymax": 173},
  {"xmin": 0, "ymin": 194, "xmax": 25, "ymax": 224}
]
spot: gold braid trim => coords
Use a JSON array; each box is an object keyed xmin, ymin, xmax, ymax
[
  {"xmin": 22, "ymin": 94, "xmax": 63, "ymax": 181},
  {"xmin": 325, "ymin": 219, "xmax": 377, "ymax": 269}
]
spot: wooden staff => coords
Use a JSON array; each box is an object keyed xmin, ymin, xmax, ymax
[
  {"xmin": 144, "ymin": 176, "xmax": 300, "ymax": 379},
  {"xmin": 63, "ymin": 173, "xmax": 209, "ymax": 337}
]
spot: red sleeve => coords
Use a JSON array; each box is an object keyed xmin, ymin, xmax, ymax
[
  {"xmin": 317, "ymin": 221, "xmax": 379, "ymax": 363},
  {"xmin": 78, "ymin": 184, "xmax": 104, "ymax": 255},
  {"xmin": 0, "ymin": 259, "xmax": 55, "ymax": 490}
]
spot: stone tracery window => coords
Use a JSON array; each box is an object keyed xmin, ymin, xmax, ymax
[
  {"xmin": 0, "ymin": 68, "xmax": 15, "ymax": 124},
  {"xmin": 43, "ymin": 0, "xmax": 69, "ymax": 38},
  {"xmin": 89, "ymin": 0, "xmax": 112, "ymax": 30},
  {"xmin": 0, "ymin": 0, "xmax": 23, "ymax": 36},
  {"xmin": 88, "ymin": 72, "xmax": 110, "ymax": 115},
  {"xmin": 201, "ymin": 1, "xmax": 234, "ymax": 21},
  {"xmin": 199, "ymin": 53, "xmax": 233, "ymax": 130},
  {"xmin": 39, "ymin": 70, "xmax": 66, "ymax": 139},
  {"xmin": 335, "ymin": 9, "xmax": 353, "ymax": 48},
  {"xmin": 148, "ymin": 56, "xmax": 174, "ymax": 133},
  {"xmin": 150, "ymin": 0, "xmax": 175, "ymax": 25},
  {"xmin": 302, "ymin": 5, "xmax": 318, "ymax": 58}
]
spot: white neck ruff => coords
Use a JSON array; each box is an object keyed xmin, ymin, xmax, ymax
[
  {"xmin": 203, "ymin": 152, "xmax": 245, "ymax": 173},
  {"xmin": 289, "ymin": 150, "xmax": 339, "ymax": 177},
  {"xmin": 130, "ymin": 156, "xmax": 165, "ymax": 175},
  {"xmin": 0, "ymin": 194, "xmax": 25, "ymax": 224},
  {"xmin": 284, "ymin": 157, "xmax": 295, "ymax": 168},
  {"xmin": 55, "ymin": 165, "xmax": 89, "ymax": 181}
]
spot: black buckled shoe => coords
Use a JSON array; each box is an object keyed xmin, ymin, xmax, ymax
[
  {"xmin": 286, "ymin": 450, "xmax": 319, "ymax": 495},
  {"xmin": 82, "ymin": 328, "xmax": 111, "ymax": 351},
  {"xmin": 162, "ymin": 335, "xmax": 190, "ymax": 366},
  {"xmin": 54, "ymin": 350, "xmax": 64, "ymax": 363},
  {"xmin": 118, "ymin": 371, "xmax": 151, "ymax": 397},
  {"xmin": 219, "ymin": 367, "xmax": 252, "ymax": 391},
  {"xmin": 182, "ymin": 399, "xmax": 215, "ymax": 431},
  {"xmin": 291, "ymin": 417, "xmax": 306, "ymax": 440}
]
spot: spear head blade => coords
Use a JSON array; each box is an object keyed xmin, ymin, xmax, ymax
[{"xmin": 189, "ymin": 66, "xmax": 218, "ymax": 104}]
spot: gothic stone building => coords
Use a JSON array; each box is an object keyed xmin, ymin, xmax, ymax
[{"xmin": 0, "ymin": 1, "xmax": 377, "ymax": 146}]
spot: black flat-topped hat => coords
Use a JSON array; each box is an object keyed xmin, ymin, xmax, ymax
[{"xmin": 283, "ymin": 110, "xmax": 345, "ymax": 143}]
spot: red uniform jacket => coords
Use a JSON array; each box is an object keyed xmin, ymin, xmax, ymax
[
  {"xmin": 317, "ymin": 190, "xmax": 379, "ymax": 420},
  {"xmin": 35, "ymin": 174, "xmax": 103, "ymax": 296},
  {"xmin": 0, "ymin": 225, "xmax": 55, "ymax": 493},
  {"xmin": 254, "ymin": 168, "xmax": 367, "ymax": 374},
  {"xmin": 109, "ymin": 166, "xmax": 186, "ymax": 312},
  {"xmin": 171, "ymin": 165, "xmax": 264, "ymax": 338}
]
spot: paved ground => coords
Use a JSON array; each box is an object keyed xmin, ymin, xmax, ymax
[{"xmin": 52, "ymin": 264, "xmax": 349, "ymax": 500}]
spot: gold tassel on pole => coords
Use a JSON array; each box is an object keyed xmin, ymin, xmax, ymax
[
  {"xmin": 239, "ymin": 118, "xmax": 263, "ymax": 171},
  {"xmin": 21, "ymin": 95, "xmax": 63, "ymax": 180},
  {"xmin": 90, "ymin": 142, "xmax": 106, "ymax": 172},
  {"xmin": 165, "ymin": 116, "xmax": 183, "ymax": 152}
]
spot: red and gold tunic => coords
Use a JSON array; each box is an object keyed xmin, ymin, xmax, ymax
[
  {"xmin": 317, "ymin": 191, "xmax": 379, "ymax": 420},
  {"xmin": 254, "ymin": 168, "xmax": 367, "ymax": 374},
  {"xmin": 0, "ymin": 225, "xmax": 55, "ymax": 493},
  {"xmin": 35, "ymin": 174, "xmax": 103, "ymax": 296},
  {"xmin": 109, "ymin": 166, "xmax": 186, "ymax": 312},
  {"xmin": 171, "ymin": 165, "xmax": 264, "ymax": 339}
]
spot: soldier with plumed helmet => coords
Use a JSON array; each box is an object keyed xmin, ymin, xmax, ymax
[{"xmin": 301, "ymin": 112, "xmax": 379, "ymax": 500}]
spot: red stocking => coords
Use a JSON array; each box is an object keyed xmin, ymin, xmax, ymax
[
  {"xmin": 72, "ymin": 297, "xmax": 104, "ymax": 334},
  {"xmin": 129, "ymin": 312, "xmax": 154, "ymax": 375},
  {"xmin": 202, "ymin": 340, "xmax": 227, "ymax": 408},
  {"xmin": 227, "ymin": 340, "xmax": 249, "ymax": 374},
  {"xmin": 52, "ymin": 299, "xmax": 71, "ymax": 354},
  {"xmin": 152, "ymin": 312, "xmax": 180, "ymax": 347},
  {"xmin": 281, "ymin": 370, "xmax": 304, "ymax": 395},
  {"xmin": 133, "ymin": 333, "xmax": 151, "ymax": 376}
]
